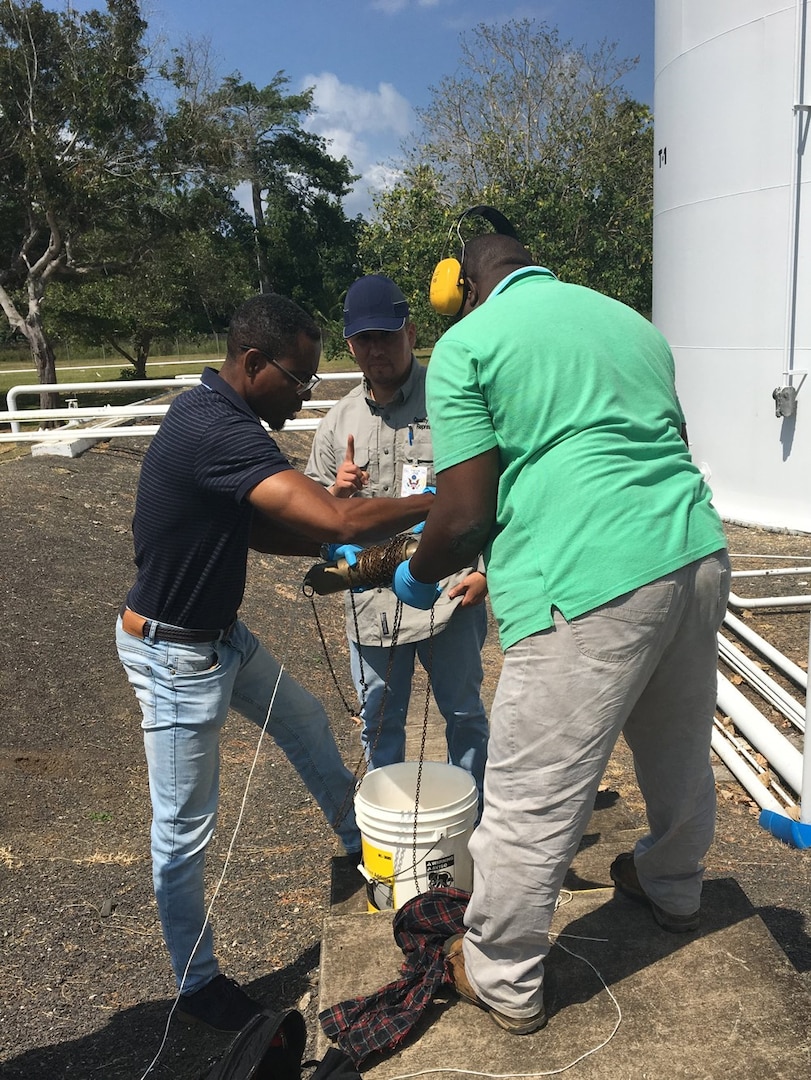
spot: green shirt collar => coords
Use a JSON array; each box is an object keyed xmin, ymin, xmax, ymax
[{"xmin": 490, "ymin": 265, "xmax": 557, "ymax": 301}]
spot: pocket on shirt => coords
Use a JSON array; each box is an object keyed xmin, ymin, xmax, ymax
[
  {"xmin": 356, "ymin": 442, "xmax": 375, "ymax": 485},
  {"xmin": 407, "ymin": 426, "xmax": 433, "ymax": 464}
]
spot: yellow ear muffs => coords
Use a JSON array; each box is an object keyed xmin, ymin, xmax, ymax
[
  {"xmin": 429, "ymin": 205, "xmax": 519, "ymax": 316},
  {"xmin": 430, "ymin": 257, "xmax": 465, "ymax": 316}
]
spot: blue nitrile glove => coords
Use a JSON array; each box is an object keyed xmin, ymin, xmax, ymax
[
  {"xmin": 325, "ymin": 543, "xmax": 362, "ymax": 567},
  {"xmin": 392, "ymin": 558, "xmax": 441, "ymax": 609},
  {"xmin": 411, "ymin": 486, "xmax": 436, "ymax": 535}
]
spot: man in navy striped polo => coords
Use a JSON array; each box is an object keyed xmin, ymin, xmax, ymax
[{"xmin": 116, "ymin": 294, "xmax": 435, "ymax": 1033}]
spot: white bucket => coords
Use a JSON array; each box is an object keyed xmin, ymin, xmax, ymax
[{"xmin": 354, "ymin": 761, "xmax": 478, "ymax": 911}]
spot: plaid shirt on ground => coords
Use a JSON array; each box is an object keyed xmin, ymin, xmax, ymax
[{"xmin": 319, "ymin": 888, "xmax": 470, "ymax": 1066}]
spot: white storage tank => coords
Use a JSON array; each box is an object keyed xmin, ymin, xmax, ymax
[{"xmin": 653, "ymin": 0, "xmax": 810, "ymax": 532}]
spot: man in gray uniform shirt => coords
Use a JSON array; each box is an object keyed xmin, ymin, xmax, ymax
[{"xmin": 306, "ymin": 275, "xmax": 489, "ymax": 804}]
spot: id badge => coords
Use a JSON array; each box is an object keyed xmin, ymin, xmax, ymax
[{"xmin": 401, "ymin": 464, "xmax": 428, "ymax": 496}]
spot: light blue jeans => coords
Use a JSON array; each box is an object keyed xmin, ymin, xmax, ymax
[
  {"xmin": 115, "ymin": 615, "xmax": 361, "ymax": 991},
  {"xmin": 461, "ymin": 551, "xmax": 731, "ymax": 1020},
  {"xmin": 349, "ymin": 601, "xmax": 489, "ymax": 808}
]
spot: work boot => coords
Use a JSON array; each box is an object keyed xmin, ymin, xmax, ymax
[
  {"xmin": 176, "ymin": 973, "xmax": 264, "ymax": 1033},
  {"xmin": 443, "ymin": 934, "xmax": 547, "ymax": 1035},
  {"xmin": 609, "ymin": 852, "xmax": 700, "ymax": 933}
]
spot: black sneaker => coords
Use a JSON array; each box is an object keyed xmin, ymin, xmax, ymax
[
  {"xmin": 176, "ymin": 974, "xmax": 264, "ymax": 1033},
  {"xmin": 609, "ymin": 852, "xmax": 700, "ymax": 933}
]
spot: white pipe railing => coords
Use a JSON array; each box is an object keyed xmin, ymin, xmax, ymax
[
  {"xmin": 801, "ymin": 614, "xmax": 811, "ymax": 825},
  {"xmin": 726, "ymin": 564, "xmax": 811, "ymax": 609},
  {"xmin": 718, "ymin": 633, "xmax": 806, "ymax": 732},
  {"xmin": 711, "ymin": 723, "xmax": 786, "ymax": 814},
  {"xmin": 7, "ymin": 379, "xmax": 183, "ymax": 433},
  {"xmin": 718, "ymin": 602, "xmax": 811, "ymax": 834},
  {"xmin": 1, "ymin": 372, "xmax": 361, "ymax": 441},
  {"xmin": 0, "ymin": 413, "xmax": 337, "ymax": 443},
  {"xmin": 716, "ymin": 671, "xmax": 803, "ymax": 795},
  {"xmin": 731, "ymin": 566, "xmax": 811, "ymax": 578},
  {"xmin": 728, "ymin": 590, "xmax": 811, "ymax": 609},
  {"xmin": 723, "ymin": 610, "xmax": 808, "ymax": 690}
]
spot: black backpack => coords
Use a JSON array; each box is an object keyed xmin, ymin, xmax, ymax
[{"xmin": 201, "ymin": 1010, "xmax": 359, "ymax": 1080}]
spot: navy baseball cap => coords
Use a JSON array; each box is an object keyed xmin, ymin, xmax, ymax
[{"xmin": 343, "ymin": 275, "xmax": 409, "ymax": 338}]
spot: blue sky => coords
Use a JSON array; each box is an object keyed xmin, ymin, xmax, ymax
[{"xmin": 60, "ymin": 0, "xmax": 654, "ymax": 216}]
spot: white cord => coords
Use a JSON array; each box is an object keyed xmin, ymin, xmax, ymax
[
  {"xmin": 138, "ymin": 665, "xmax": 285, "ymax": 1080},
  {"xmin": 729, "ymin": 551, "xmax": 811, "ymax": 560}
]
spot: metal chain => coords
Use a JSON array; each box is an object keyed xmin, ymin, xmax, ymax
[
  {"xmin": 305, "ymin": 584, "xmax": 412, "ymax": 831},
  {"xmin": 305, "ymin": 571, "xmax": 437, "ymax": 891},
  {"xmin": 307, "ymin": 594, "xmax": 355, "ymax": 717},
  {"xmin": 306, "ymin": 593, "xmax": 366, "ymax": 833},
  {"xmin": 412, "ymin": 604, "xmax": 435, "ymax": 895}
]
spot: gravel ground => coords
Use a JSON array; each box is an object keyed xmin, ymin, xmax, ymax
[{"xmin": 0, "ymin": 424, "xmax": 809, "ymax": 1079}]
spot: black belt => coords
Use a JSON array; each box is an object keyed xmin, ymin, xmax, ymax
[{"xmin": 121, "ymin": 606, "xmax": 229, "ymax": 644}]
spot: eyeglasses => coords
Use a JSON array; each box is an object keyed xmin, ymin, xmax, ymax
[{"xmin": 241, "ymin": 345, "xmax": 320, "ymax": 396}]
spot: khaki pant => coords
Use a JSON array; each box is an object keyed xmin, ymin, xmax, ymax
[{"xmin": 462, "ymin": 551, "xmax": 731, "ymax": 1020}]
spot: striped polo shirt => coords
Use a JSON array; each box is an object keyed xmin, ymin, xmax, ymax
[{"xmin": 125, "ymin": 367, "xmax": 292, "ymax": 630}]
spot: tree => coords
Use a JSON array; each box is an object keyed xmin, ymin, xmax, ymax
[
  {"xmin": 362, "ymin": 19, "xmax": 653, "ymax": 329},
  {"xmin": 412, "ymin": 20, "xmax": 638, "ymax": 200},
  {"xmin": 517, "ymin": 97, "xmax": 653, "ymax": 315},
  {"xmin": 0, "ymin": 0, "xmax": 157, "ymax": 405},
  {"xmin": 162, "ymin": 64, "xmax": 359, "ymax": 305},
  {"xmin": 45, "ymin": 186, "xmax": 255, "ymax": 377},
  {"xmin": 358, "ymin": 165, "xmax": 454, "ymax": 347}
]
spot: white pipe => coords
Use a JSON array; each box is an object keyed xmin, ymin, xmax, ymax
[
  {"xmin": 6, "ymin": 380, "xmax": 184, "ymax": 432},
  {"xmin": 2, "ymin": 372, "xmax": 361, "ymax": 439},
  {"xmin": 0, "ymin": 414, "xmax": 328, "ymax": 443},
  {"xmin": 711, "ymin": 726, "xmax": 786, "ymax": 814},
  {"xmin": 723, "ymin": 610, "xmax": 808, "ymax": 690},
  {"xmin": 1, "ymin": 400, "xmax": 339, "ymax": 424},
  {"xmin": 718, "ymin": 634, "xmax": 806, "ymax": 732},
  {"xmin": 728, "ymin": 589, "xmax": 811, "ymax": 609},
  {"xmin": 801, "ymin": 613, "xmax": 811, "ymax": 824},
  {"xmin": 731, "ymin": 566, "xmax": 811, "ymax": 578},
  {"xmin": 714, "ymin": 716, "xmax": 797, "ymax": 807},
  {"xmin": 5, "ymin": 372, "xmax": 360, "ymax": 431},
  {"xmin": 716, "ymin": 671, "xmax": 803, "ymax": 795},
  {"xmin": 0, "ymin": 425, "xmax": 163, "ymax": 442},
  {"xmin": 780, "ymin": 0, "xmax": 809, "ymax": 390},
  {"xmin": 730, "ymin": 553, "xmax": 811, "ymax": 560}
]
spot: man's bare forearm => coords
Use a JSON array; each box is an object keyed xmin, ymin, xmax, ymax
[{"xmin": 249, "ymin": 516, "xmax": 321, "ymax": 556}]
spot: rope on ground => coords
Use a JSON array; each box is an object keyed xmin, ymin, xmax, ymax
[{"xmin": 137, "ymin": 666, "xmax": 286, "ymax": 1080}]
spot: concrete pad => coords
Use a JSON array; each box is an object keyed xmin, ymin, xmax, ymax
[
  {"xmin": 31, "ymin": 435, "xmax": 100, "ymax": 457},
  {"xmin": 317, "ymin": 878, "xmax": 811, "ymax": 1078}
]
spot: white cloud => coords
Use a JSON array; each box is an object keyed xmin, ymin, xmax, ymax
[
  {"xmin": 301, "ymin": 72, "xmax": 414, "ymax": 217},
  {"xmin": 305, "ymin": 72, "xmax": 412, "ymax": 137}
]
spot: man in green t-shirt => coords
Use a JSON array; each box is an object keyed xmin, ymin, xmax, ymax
[{"xmin": 392, "ymin": 233, "xmax": 729, "ymax": 1035}]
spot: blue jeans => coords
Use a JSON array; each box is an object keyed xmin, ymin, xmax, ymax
[
  {"xmin": 115, "ymin": 615, "xmax": 361, "ymax": 991},
  {"xmin": 349, "ymin": 601, "xmax": 489, "ymax": 808}
]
